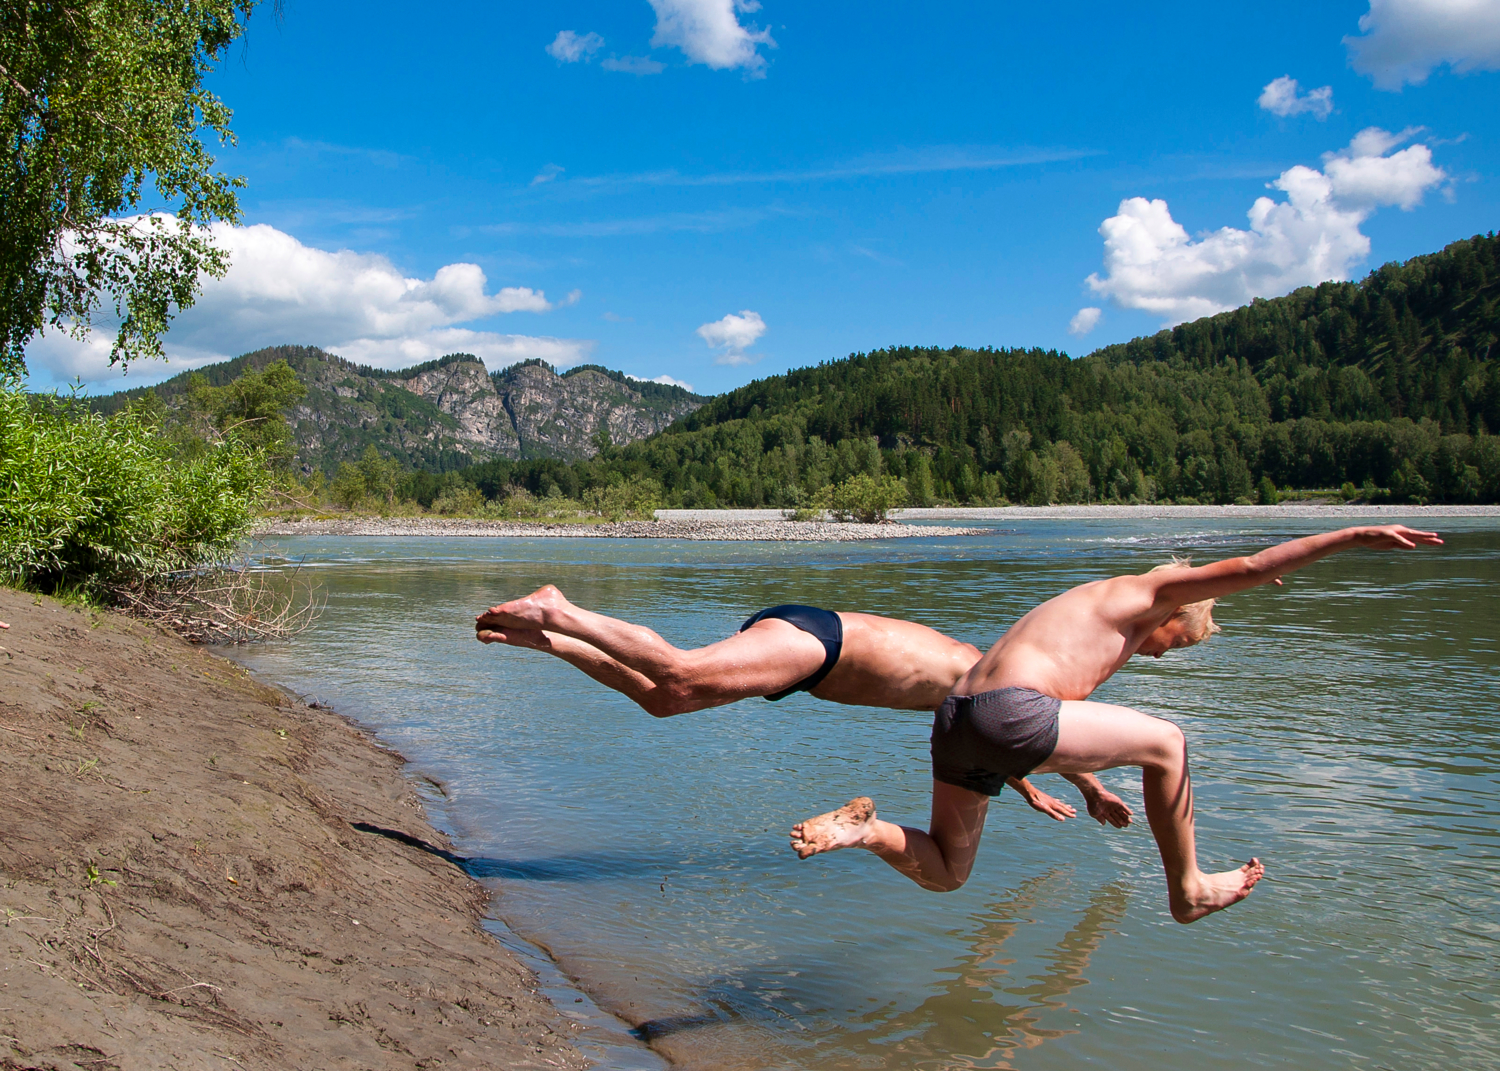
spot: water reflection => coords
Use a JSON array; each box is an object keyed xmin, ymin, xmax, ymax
[{"xmin": 850, "ymin": 873, "xmax": 1128, "ymax": 1069}]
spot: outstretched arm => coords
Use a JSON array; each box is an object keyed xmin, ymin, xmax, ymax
[{"xmin": 1147, "ymin": 525, "xmax": 1442, "ymax": 609}]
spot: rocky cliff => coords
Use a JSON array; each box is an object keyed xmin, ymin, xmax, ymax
[{"xmin": 94, "ymin": 345, "xmax": 706, "ymax": 473}]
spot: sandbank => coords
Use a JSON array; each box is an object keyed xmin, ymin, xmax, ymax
[{"xmin": 0, "ymin": 588, "xmax": 591, "ymax": 1071}]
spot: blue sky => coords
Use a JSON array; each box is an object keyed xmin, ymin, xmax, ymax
[{"xmin": 27, "ymin": 0, "xmax": 1500, "ymax": 394}]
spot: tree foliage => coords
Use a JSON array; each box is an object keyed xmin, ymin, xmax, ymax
[
  {"xmin": 0, "ymin": 0, "xmax": 254, "ymax": 376},
  {"xmin": 436, "ymin": 233, "xmax": 1500, "ymax": 507},
  {"xmin": 0, "ymin": 377, "xmax": 266, "ymax": 594},
  {"xmin": 182, "ymin": 357, "xmax": 305, "ymax": 461}
]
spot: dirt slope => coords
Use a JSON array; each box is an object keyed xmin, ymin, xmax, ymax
[{"xmin": 0, "ymin": 588, "xmax": 587, "ymax": 1071}]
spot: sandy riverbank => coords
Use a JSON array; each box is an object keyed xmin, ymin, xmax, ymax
[{"xmin": 0, "ymin": 588, "xmax": 588, "ymax": 1071}]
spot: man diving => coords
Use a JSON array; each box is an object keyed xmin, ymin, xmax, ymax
[
  {"xmin": 474, "ymin": 595, "xmax": 1132, "ymax": 827},
  {"xmin": 788, "ymin": 525, "xmax": 1442, "ymax": 923}
]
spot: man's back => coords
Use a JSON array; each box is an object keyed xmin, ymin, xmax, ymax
[
  {"xmin": 813, "ymin": 612, "xmax": 982, "ymax": 710},
  {"xmin": 954, "ymin": 576, "xmax": 1163, "ymax": 701}
]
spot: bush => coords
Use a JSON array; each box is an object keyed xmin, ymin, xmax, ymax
[
  {"xmin": 430, "ymin": 484, "xmax": 486, "ymax": 516},
  {"xmin": 583, "ymin": 474, "xmax": 662, "ymax": 522},
  {"xmin": 815, "ymin": 473, "xmax": 908, "ymax": 523},
  {"xmin": 490, "ymin": 487, "xmax": 588, "ymax": 520},
  {"xmin": 0, "ymin": 381, "xmax": 266, "ymax": 595}
]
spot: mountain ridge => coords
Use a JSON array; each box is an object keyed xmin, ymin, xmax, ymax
[{"xmin": 92, "ymin": 346, "xmax": 707, "ymax": 472}]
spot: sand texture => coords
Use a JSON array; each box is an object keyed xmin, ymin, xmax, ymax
[{"xmin": 0, "ymin": 589, "xmax": 586, "ymax": 1071}]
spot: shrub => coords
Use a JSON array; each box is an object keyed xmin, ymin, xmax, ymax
[
  {"xmin": 0, "ymin": 381, "xmax": 266, "ymax": 595},
  {"xmin": 815, "ymin": 473, "xmax": 908, "ymax": 523},
  {"xmin": 490, "ymin": 487, "xmax": 588, "ymax": 520},
  {"xmin": 583, "ymin": 474, "xmax": 662, "ymax": 521},
  {"xmin": 430, "ymin": 484, "xmax": 485, "ymax": 516}
]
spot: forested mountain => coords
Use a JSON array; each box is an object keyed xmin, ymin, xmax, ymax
[
  {"xmin": 469, "ymin": 231, "xmax": 1497, "ymax": 506},
  {"xmin": 93, "ymin": 346, "xmax": 706, "ymax": 472}
]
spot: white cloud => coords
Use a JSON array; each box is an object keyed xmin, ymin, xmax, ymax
[
  {"xmin": 629, "ymin": 372, "xmax": 696, "ymax": 392},
  {"xmin": 649, "ymin": 0, "xmax": 775, "ymax": 74},
  {"xmin": 600, "ymin": 55, "xmax": 666, "ymax": 75},
  {"xmin": 1346, "ymin": 0, "xmax": 1500, "ymax": 89},
  {"xmin": 23, "ymin": 221, "xmax": 592, "ymax": 387},
  {"xmin": 531, "ymin": 164, "xmax": 565, "ymax": 185},
  {"xmin": 1085, "ymin": 128, "xmax": 1447, "ymax": 326},
  {"xmin": 1069, "ymin": 307, "xmax": 1102, "ymax": 336},
  {"xmin": 333, "ymin": 329, "xmax": 594, "ymax": 372},
  {"xmin": 1258, "ymin": 76, "xmax": 1334, "ymax": 118},
  {"xmin": 547, "ymin": 30, "xmax": 604, "ymax": 63},
  {"xmin": 696, "ymin": 309, "xmax": 766, "ymax": 365}
]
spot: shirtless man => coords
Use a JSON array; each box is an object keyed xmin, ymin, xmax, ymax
[
  {"xmin": 475, "ymin": 598, "xmax": 1132, "ymax": 827},
  {"xmin": 789, "ymin": 525, "xmax": 1443, "ymax": 923}
]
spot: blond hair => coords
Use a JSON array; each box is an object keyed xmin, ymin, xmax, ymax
[{"xmin": 1147, "ymin": 557, "xmax": 1221, "ymax": 644}]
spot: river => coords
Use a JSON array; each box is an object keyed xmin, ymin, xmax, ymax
[{"xmin": 235, "ymin": 516, "xmax": 1500, "ymax": 1070}]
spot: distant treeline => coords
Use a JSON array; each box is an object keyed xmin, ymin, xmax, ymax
[{"xmin": 413, "ymin": 232, "xmax": 1499, "ymax": 507}]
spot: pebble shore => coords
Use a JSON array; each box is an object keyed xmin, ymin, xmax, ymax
[
  {"xmin": 254, "ymin": 503, "xmax": 1500, "ymax": 542},
  {"xmin": 253, "ymin": 516, "xmax": 992, "ymax": 540}
]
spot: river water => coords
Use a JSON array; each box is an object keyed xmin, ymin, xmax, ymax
[{"xmin": 235, "ymin": 517, "xmax": 1500, "ymax": 1071}]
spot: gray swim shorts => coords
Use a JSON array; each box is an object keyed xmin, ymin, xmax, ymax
[{"xmin": 930, "ymin": 686, "xmax": 1062, "ymax": 796}]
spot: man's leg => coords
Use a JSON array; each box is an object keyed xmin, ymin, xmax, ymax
[
  {"xmin": 788, "ymin": 781, "xmax": 991, "ymax": 892},
  {"xmin": 1035, "ymin": 701, "xmax": 1263, "ymax": 923},
  {"xmin": 476, "ymin": 626, "xmax": 668, "ymax": 711},
  {"xmin": 476, "ymin": 587, "xmax": 825, "ymax": 715}
]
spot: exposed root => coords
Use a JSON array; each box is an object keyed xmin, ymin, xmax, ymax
[{"xmin": 112, "ymin": 558, "xmax": 322, "ymax": 645}]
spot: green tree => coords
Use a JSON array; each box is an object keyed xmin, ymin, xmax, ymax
[
  {"xmin": 1, "ymin": 0, "xmax": 255, "ymax": 376},
  {"xmin": 816, "ymin": 473, "xmax": 908, "ymax": 523},
  {"xmin": 185, "ymin": 358, "xmax": 305, "ymax": 461}
]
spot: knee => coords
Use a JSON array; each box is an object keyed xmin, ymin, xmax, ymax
[
  {"xmin": 641, "ymin": 685, "xmax": 697, "ymax": 718},
  {"xmin": 1142, "ymin": 721, "xmax": 1187, "ymax": 771},
  {"xmin": 927, "ymin": 874, "xmax": 968, "ymax": 893}
]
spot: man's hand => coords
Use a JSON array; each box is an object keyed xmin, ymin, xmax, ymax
[
  {"xmin": 1062, "ymin": 773, "xmax": 1133, "ymax": 828},
  {"xmin": 1084, "ymin": 787, "xmax": 1133, "ymax": 828},
  {"xmin": 1354, "ymin": 524, "xmax": 1444, "ymax": 550},
  {"xmin": 1008, "ymin": 776, "xmax": 1077, "ymax": 821}
]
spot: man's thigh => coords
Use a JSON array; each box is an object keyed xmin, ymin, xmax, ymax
[
  {"xmin": 678, "ymin": 619, "xmax": 826, "ymax": 698},
  {"xmin": 1033, "ymin": 700, "xmax": 1181, "ymax": 774}
]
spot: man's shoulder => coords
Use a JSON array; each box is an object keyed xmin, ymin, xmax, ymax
[{"xmin": 1072, "ymin": 573, "xmax": 1160, "ymax": 620}]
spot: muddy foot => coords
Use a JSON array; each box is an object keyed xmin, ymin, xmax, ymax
[{"xmin": 789, "ymin": 797, "xmax": 877, "ymax": 859}]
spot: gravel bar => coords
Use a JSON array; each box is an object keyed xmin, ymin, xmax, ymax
[{"xmin": 253, "ymin": 516, "xmax": 992, "ymax": 541}]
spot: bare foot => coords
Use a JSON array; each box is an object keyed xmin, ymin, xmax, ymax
[
  {"xmin": 475, "ymin": 626, "xmax": 555, "ymax": 651},
  {"xmin": 1083, "ymin": 785, "xmax": 1133, "ymax": 828},
  {"xmin": 475, "ymin": 585, "xmax": 571, "ymax": 631},
  {"xmin": 1171, "ymin": 859, "xmax": 1265, "ymax": 923},
  {"xmin": 789, "ymin": 797, "xmax": 877, "ymax": 859}
]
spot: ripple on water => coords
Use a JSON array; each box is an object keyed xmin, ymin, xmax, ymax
[{"xmin": 232, "ymin": 519, "xmax": 1500, "ymax": 1071}]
